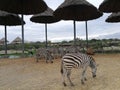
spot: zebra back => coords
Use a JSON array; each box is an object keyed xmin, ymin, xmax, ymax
[{"xmin": 62, "ymin": 53, "xmax": 94, "ymax": 69}]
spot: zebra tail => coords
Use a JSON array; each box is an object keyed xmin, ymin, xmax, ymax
[{"xmin": 61, "ymin": 60, "xmax": 63, "ymax": 74}]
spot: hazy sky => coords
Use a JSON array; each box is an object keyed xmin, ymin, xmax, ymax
[{"xmin": 0, "ymin": 0, "xmax": 120, "ymax": 42}]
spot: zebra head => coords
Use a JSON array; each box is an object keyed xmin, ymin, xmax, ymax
[{"xmin": 89, "ymin": 57, "xmax": 97, "ymax": 78}]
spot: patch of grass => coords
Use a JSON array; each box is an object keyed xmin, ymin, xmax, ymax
[{"xmin": 0, "ymin": 52, "xmax": 30, "ymax": 58}]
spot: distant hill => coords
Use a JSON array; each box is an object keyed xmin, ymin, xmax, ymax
[{"xmin": 98, "ymin": 32, "xmax": 120, "ymax": 39}]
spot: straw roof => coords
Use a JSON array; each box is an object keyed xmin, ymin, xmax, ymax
[
  {"xmin": 0, "ymin": 0, "xmax": 47, "ymax": 15},
  {"xmin": 30, "ymin": 7, "xmax": 60, "ymax": 23},
  {"xmin": 0, "ymin": 38, "xmax": 5, "ymax": 45},
  {"xmin": 106, "ymin": 12, "xmax": 120, "ymax": 23},
  {"xmin": 11, "ymin": 37, "xmax": 22, "ymax": 44},
  {"xmin": 0, "ymin": 37, "xmax": 5, "ymax": 42},
  {"xmin": 0, "ymin": 10, "xmax": 25, "ymax": 26},
  {"xmin": 54, "ymin": 0, "xmax": 103, "ymax": 21},
  {"xmin": 0, "ymin": 37, "xmax": 8, "ymax": 45},
  {"xmin": 99, "ymin": 0, "xmax": 120, "ymax": 13}
]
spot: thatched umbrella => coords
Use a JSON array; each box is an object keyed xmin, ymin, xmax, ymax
[
  {"xmin": 0, "ymin": 0, "xmax": 47, "ymax": 15},
  {"xmin": 0, "ymin": 0, "xmax": 47, "ymax": 54},
  {"xmin": 30, "ymin": 7, "xmax": 60, "ymax": 48},
  {"xmin": 106, "ymin": 12, "xmax": 120, "ymax": 23},
  {"xmin": 99, "ymin": 0, "xmax": 120, "ymax": 13},
  {"xmin": 54, "ymin": 0, "xmax": 102, "ymax": 48},
  {"xmin": 0, "ymin": 10, "xmax": 25, "ymax": 55}
]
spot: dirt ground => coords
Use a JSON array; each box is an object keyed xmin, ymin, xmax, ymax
[{"xmin": 0, "ymin": 54, "xmax": 120, "ymax": 90}]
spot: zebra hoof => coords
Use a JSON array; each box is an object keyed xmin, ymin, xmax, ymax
[
  {"xmin": 63, "ymin": 82, "xmax": 67, "ymax": 86},
  {"xmin": 46, "ymin": 61, "xmax": 48, "ymax": 63},
  {"xmin": 81, "ymin": 81, "xmax": 85, "ymax": 85},
  {"xmin": 84, "ymin": 78, "xmax": 87, "ymax": 81},
  {"xmin": 71, "ymin": 83, "xmax": 75, "ymax": 86},
  {"xmin": 51, "ymin": 61, "xmax": 53, "ymax": 63}
]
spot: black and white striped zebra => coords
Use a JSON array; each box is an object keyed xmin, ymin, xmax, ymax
[
  {"xmin": 36, "ymin": 48, "xmax": 53, "ymax": 63},
  {"xmin": 61, "ymin": 53, "xmax": 97, "ymax": 86}
]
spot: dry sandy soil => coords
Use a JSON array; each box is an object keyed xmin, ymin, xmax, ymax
[{"xmin": 0, "ymin": 54, "xmax": 120, "ymax": 90}]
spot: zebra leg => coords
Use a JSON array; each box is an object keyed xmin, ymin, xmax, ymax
[
  {"xmin": 61, "ymin": 68, "xmax": 67, "ymax": 86},
  {"xmin": 81, "ymin": 66, "xmax": 87, "ymax": 84},
  {"xmin": 46, "ymin": 59, "xmax": 48, "ymax": 63},
  {"xmin": 36, "ymin": 55, "xmax": 41, "ymax": 62},
  {"xmin": 84, "ymin": 77, "xmax": 87, "ymax": 81},
  {"xmin": 67, "ymin": 70, "xmax": 74, "ymax": 86},
  {"xmin": 45, "ymin": 55, "xmax": 48, "ymax": 63},
  {"xmin": 50, "ymin": 55, "xmax": 54, "ymax": 63},
  {"xmin": 36, "ymin": 58, "xmax": 39, "ymax": 62},
  {"xmin": 36, "ymin": 54, "xmax": 40, "ymax": 62}
]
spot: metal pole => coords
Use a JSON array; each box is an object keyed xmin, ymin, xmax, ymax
[
  {"xmin": 45, "ymin": 23, "xmax": 48, "ymax": 61},
  {"xmin": 5, "ymin": 25, "xmax": 7, "ymax": 55},
  {"xmin": 21, "ymin": 14, "xmax": 24, "ymax": 55},
  {"xmin": 73, "ymin": 20, "xmax": 76, "ymax": 47},
  {"xmin": 45, "ymin": 23, "xmax": 48, "ymax": 49},
  {"xmin": 85, "ymin": 21, "xmax": 88, "ymax": 48}
]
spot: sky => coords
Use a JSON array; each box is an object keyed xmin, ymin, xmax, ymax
[{"xmin": 0, "ymin": 0, "xmax": 120, "ymax": 43}]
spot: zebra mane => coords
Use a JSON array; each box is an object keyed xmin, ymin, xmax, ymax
[{"xmin": 89, "ymin": 55, "xmax": 96, "ymax": 68}]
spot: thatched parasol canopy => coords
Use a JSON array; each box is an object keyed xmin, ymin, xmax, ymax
[
  {"xmin": 106, "ymin": 12, "xmax": 120, "ymax": 23},
  {"xmin": 0, "ymin": 10, "xmax": 25, "ymax": 25},
  {"xmin": 30, "ymin": 7, "xmax": 60, "ymax": 48},
  {"xmin": 30, "ymin": 7, "xmax": 60, "ymax": 23},
  {"xmin": 99, "ymin": 0, "xmax": 120, "ymax": 13},
  {"xmin": 0, "ymin": 0, "xmax": 47, "ymax": 15},
  {"xmin": 54, "ymin": 0, "xmax": 103, "ymax": 21}
]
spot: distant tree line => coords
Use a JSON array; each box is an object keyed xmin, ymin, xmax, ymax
[{"xmin": 0, "ymin": 38, "xmax": 120, "ymax": 54}]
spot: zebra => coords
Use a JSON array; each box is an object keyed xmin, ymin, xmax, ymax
[
  {"xmin": 36, "ymin": 48, "xmax": 53, "ymax": 63},
  {"xmin": 61, "ymin": 53, "xmax": 97, "ymax": 86}
]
